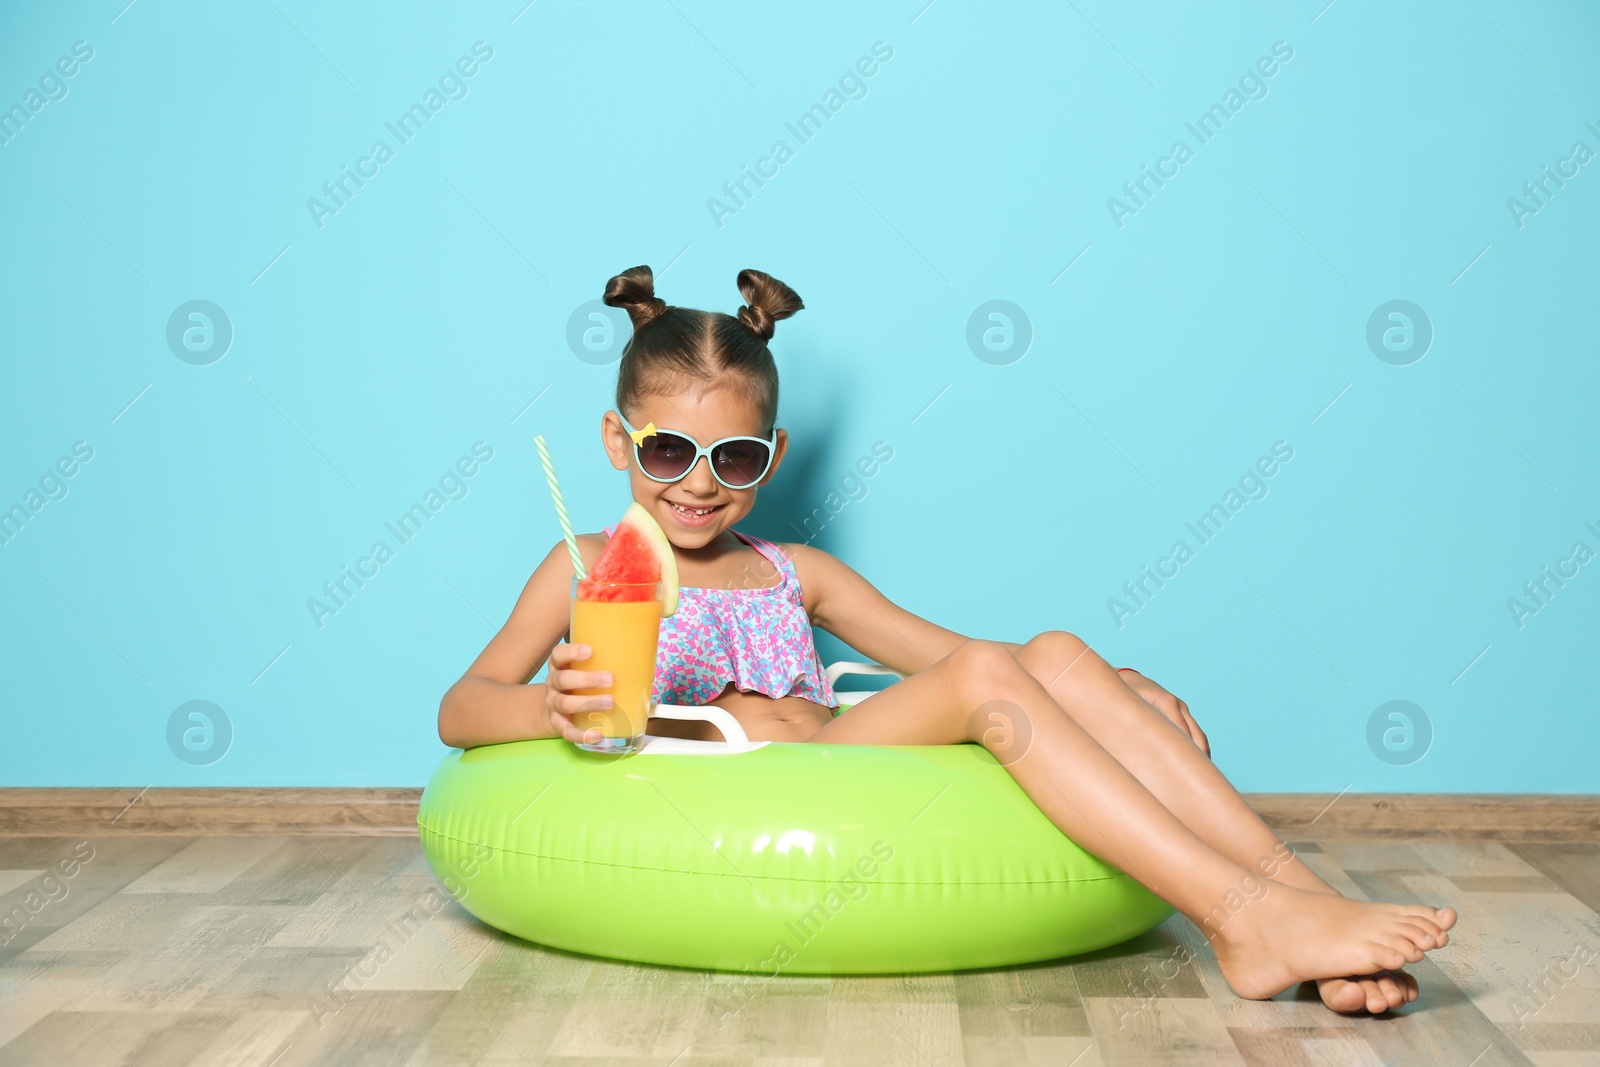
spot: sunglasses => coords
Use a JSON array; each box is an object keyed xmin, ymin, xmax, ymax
[{"xmin": 616, "ymin": 412, "xmax": 777, "ymax": 490}]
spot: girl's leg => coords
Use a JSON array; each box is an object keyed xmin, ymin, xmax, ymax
[
  {"xmin": 1007, "ymin": 633, "xmax": 1356, "ymax": 893},
  {"xmin": 807, "ymin": 639, "xmax": 1455, "ymax": 1003},
  {"xmin": 1008, "ymin": 631, "xmax": 1442, "ymax": 1012}
]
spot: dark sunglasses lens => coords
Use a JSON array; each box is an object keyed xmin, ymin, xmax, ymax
[
  {"xmin": 638, "ymin": 432, "xmax": 697, "ymax": 480},
  {"xmin": 712, "ymin": 440, "xmax": 770, "ymax": 487}
]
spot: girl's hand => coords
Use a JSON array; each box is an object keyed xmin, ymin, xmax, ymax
[
  {"xmin": 543, "ymin": 642, "xmax": 616, "ymax": 746},
  {"xmin": 1118, "ymin": 670, "xmax": 1210, "ymax": 757}
]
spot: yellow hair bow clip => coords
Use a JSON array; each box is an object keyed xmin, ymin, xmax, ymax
[{"xmin": 627, "ymin": 421, "xmax": 657, "ymax": 446}]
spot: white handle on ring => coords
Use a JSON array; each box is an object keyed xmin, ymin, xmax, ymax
[
  {"xmin": 825, "ymin": 660, "xmax": 905, "ymax": 686},
  {"xmin": 649, "ymin": 703, "xmax": 751, "ymax": 745}
]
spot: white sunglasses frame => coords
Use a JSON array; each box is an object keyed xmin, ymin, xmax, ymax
[{"xmin": 615, "ymin": 412, "xmax": 778, "ymax": 490}]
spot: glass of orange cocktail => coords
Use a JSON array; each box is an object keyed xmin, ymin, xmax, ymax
[{"xmin": 568, "ymin": 576, "xmax": 662, "ymax": 754}]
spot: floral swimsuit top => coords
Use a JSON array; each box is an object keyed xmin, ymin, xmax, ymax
[{"xmin": 602, "ymin": 524, "xmax": 839, "ymax": 709}]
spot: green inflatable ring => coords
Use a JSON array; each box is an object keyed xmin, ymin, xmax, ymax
[{"xmin": 418, "ymin": 703, "xmax": 1172, "ymax": 974}]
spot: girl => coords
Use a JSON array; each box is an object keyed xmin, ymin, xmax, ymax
[{"xmin": 438, "ymin": 264, "xmax": 1456, "ymax": 1016}]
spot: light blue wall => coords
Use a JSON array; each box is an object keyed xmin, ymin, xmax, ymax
[{"xmin": 1, "ymin": 2, "xmax": 1595, "ymax": 790}]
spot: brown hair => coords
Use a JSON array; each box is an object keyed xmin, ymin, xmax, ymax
[{"xmin": 603, "ymin": 265, "xmax": 803, "ymax": 435}]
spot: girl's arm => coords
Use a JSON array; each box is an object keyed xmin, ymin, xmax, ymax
[
  {"xmin": 789, "ymin": 544, "xmax": 1208, "ymax": 751},
  {"xmin": 793, "ymin": 545, "xmax": 1144, "ymax": 679},
  {"xmin": 788, "ymin": 545, "xmax": 972, "ymax": 676},
  {"xmin": 437, "ymin": 536, "xmax": 600, "ymax": 749}
]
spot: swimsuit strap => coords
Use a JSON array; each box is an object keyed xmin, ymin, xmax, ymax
[{"xmin": 729, "ymin": 529, "xmax": 795, "ymax": 587}]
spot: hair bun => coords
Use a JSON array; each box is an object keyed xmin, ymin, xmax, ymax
[
  {"xmin": 735, "ymin": 268, "xmax": 803, "ymax": 342},
  {"xmin": 603, "ymin": 265, "xmax": 669, "ymax": 330}
]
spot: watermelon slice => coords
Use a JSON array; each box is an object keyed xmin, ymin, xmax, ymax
[{"xmin": 576, "ymin": 502, "xmax": 680, "ymax": 615}]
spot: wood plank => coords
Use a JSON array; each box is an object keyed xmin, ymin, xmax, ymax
[
  {"xmin": 3, "ymin": 790, "xmax": 1598, "ymax": 839},
  {"xmin": 1228, "ymin": 1027, "xmax": 1382, "ymax": 1067},
  {"xmin": 1067, "ymin": 925, "xmax": 1210, "ymax": 1003},
  {"xmin": 951, "ymin": 961, "xmax": 1090, "ymax": 1038},
  {"xmin": 1514, "ymin": 843, "xmax": 1600, "ymax": 914},
  {"xmin": 407, "ymin": 936, "xmax": 596, "ymax": 1066},
  {"xmin": 208, "ymin": 837, "xmax": 382, "ymax": 907},
  {"xmin": 1358, "ymin": 958, "xmax": 1537, "ymax": 1067},
  {"xmin": 692, "ymin": 976, "xmax": 831, "ymax": 1061},
  {"xmin": 267, "ymin": 991, "xmax": 454, "ymax": 1066},
  {"xmin": 961, "ymin": 1034, "xmax": 1099, "ymax": 1066},
  {"xmin": 1343, "ymin": 871, "xmax": 1540, "ymax": 1066},
  {"xmin": 0, "ymin": 841, "xmax": 193, "ymax": 960},
  {"xmin": 1408, "ymin": 841, "xmax": 1560, "ymax": 878},
  {"xmin": 0, "ymin": 952, "xmax": 127, "ymax": 1050},
  {"xmin": 188, "ymin": 1009, "xmax": 309, "ymax": 1067},
  {"xmin": 1248, "ymin": 794, "xmax": 1600, "ymax": 841},
  {"xmin": 198, "ymin": 947, "xmax": 369, "ymax": 1011},
  {"xmin": 1083, "ymin": 997, "xmax": 1244, "ymax": 1066},
  {"xmin": 0, "ymin": 788, "xmax": 424, "ymax": 836},
  {"xmin": 119, "ymin": 837, "xmax": 286, "ymax": 894},
  {"xmin": 1511, "ymin": 1023, "xmax": 1600, "ymax": 1053},
  {"xmin": 824, "ymin": 994, "xmax": 963, "ymax": 1067},
  {"xmin": 2, "ymin": 829, "xmax": 1600, "ymax": 1064},
  {"xmin": 544, "ymin": 961, "xmax": 711, "ymax": 1059},
  {"xmin": 0, "ymin": 1008, "xmax": 239, "ymax": 1067}
]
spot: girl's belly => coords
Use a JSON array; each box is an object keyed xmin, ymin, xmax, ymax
[{"xmin": 647, "ymin": 682, "xmax": 834, "ymax": 743}]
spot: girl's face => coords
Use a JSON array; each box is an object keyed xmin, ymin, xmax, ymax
[{"xmin": 600, "ymin": 382, "xmax": 788, "ymax": 550}]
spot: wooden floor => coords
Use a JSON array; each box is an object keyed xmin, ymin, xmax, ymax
[{"xmin": 1, "ymin": 833, "xmax": 1597, "ymax": 1066}]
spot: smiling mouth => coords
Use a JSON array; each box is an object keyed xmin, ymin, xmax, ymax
[{"xmin": 667, "ymin": 501, "xmax": 725, "ymax": 520}]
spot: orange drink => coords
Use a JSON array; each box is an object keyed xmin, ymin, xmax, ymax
[{"xmin": 568, "ymin": 577, "xmax": 662, "ymax": 754}]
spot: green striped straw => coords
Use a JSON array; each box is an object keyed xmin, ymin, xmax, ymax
[{"xmin": 534, "ymin": 434, "xmax": 586, "ymax": 579}]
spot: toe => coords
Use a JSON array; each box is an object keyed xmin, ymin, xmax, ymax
[
  {"xmin": 1395, "ymin": 919, "xmax": 1440, "ymax": 950},
  {"xmin": 1375, "ymin": 974, "xmax": 1405, "ymax": 1011},
  {"xmin": 1398, "ymin": 904, "xmax": 1455, "ymax": 931},
  {"xmin": 1372, "ymin": 941, "xmax": 1412, "ymax": 969},
  {"xmin": 1368, "ymin": 978, "xmax": 1395, "ymax": 1014},
  {"xmin": 1391, "ymin": 934, "xmax": 1426, "ymax": 963},
  {"xmin": 1318, "ymin": 978, "xmax": 1367, "ymax": 1014},
  {"xmin": 1403, "ymin": 914, "xmax": 1444, "ymax": 942},
  {"xmin": 1361, "ymin": 979, "xmax": 1385, "ymax": 1014}
]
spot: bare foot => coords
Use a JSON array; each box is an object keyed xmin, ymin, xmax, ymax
[
  {"xmin": 1208, "ymin": 884, "xmax": 1457, "ymax": 1001},
  {"xmin": 1315, "ymin": 971, "xmax": 1419, "ymax": 1013},
  {"xmin": 1255, "ymin": 875, "xmax": 1435, "ymax": 1013}
]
